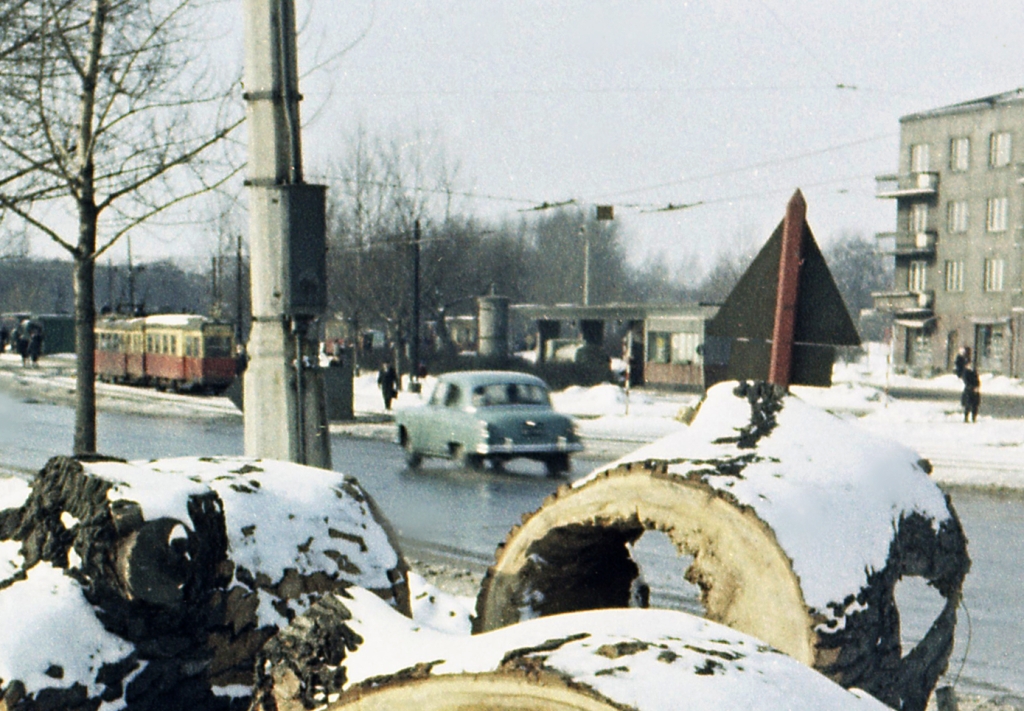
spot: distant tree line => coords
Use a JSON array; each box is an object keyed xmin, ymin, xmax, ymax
[
  {"xmin": 0, "ymin": 224, "xmax": 891, "ymax": 347},
  {"xmin": 0, "ymin": 257, "xmax": 245, "ymax": 324}
]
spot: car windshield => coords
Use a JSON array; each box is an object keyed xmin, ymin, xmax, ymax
[{"xmin": 470, "ymin": 382, "xmax": 549, "ymax": 407}]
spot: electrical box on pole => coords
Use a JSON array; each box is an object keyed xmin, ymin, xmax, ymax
[{"xmin": 274, "ymin": 183, "xmax": 325, "ymax": 317}]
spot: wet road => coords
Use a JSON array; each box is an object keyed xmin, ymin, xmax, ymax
[{"xmin": 1, "ymin": 389, "xmax": 1022, "ymax": 699}]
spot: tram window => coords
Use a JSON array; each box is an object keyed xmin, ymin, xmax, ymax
[
  {"xmin": 204, "ymin": 336, "xmax": 232, "ymax": 358},
  {"xmin": 170, "ymin": 336, "xmax": 176, "ymax": 354}
]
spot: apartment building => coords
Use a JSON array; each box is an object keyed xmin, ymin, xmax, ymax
[{"xmin": 874, "ymin": 89, "xmax": 1024, "ymax": 376}]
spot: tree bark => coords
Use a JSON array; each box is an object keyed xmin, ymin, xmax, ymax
[
  {"xmin": 72, "ymin": 247, "xmax": 97, "ymax": 454},
  {"xmin": 71, "ymin": 0, "xmax": 105, "ymax": 454}
]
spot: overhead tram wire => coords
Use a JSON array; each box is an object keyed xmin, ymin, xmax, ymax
[
  {"xmin": 307, "ymin": 131, "xmax": 892, "ymax": 220},
  {"xmin": 590, "ymin": 132, "xmax": 895, "ymax": 202}
]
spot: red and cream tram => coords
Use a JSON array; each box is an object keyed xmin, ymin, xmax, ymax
[{"xmin": 95, "ymin": 314, "xmax": 236, "ymax": 392}]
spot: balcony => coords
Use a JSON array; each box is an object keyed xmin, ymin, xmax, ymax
[
  {"xmin": 871, "ymin": 290, "xmax": 935, "ymax": 315},
  {"xmin": 876, "ymin": 172, "xmax": 939, "ymax": 199},
  {"xmin": 875, "ymin": 231, "xmax": 937, "ymax": 257}
]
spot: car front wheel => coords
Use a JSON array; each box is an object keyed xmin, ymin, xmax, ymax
[
  {"xmin": 544, "ymin": 453, "xmax": 570, "ymax": 477},
  {"xmin": 455, "ymin": 445, "xmax": 484, "ymax": 471}
]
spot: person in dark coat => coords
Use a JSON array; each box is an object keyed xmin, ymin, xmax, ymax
[
  {"xmin": 0, "ymin": 324, "xmax": 8, "ymax": 354},
  {"xmin": 27, "ymin": 326, "xmax": 43, "ymax": 366},
  {"xmin": 954, "ymin": 346, "xmax": 971, "ymax": 379},
  {"xmin": 961, "ymin": 363, "xmax": 980, "ymax": 423},
  {"xmin": 377, "ymin": 362, "xmax": 398, "ymax": 410},
  {"xmin": 14, "ymin": 322, "xmax": 30, "ymax": 366}
]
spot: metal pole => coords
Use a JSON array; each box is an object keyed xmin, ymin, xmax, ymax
[
  {"xmin": 768, "ymin": 189, "xmax": 806, "ymax": 388},
  {"xmin": 235, "ymin": 233, "xmax": 244, "ymax": 343},
  {"xmin": 581, "ymin": 224, "xmax": 590, "ymax": 306},
  {"xmin": 127, "ymin": 235, "xmax": 135, "ymax": 313},
  {"xmin": 411, "ymin": 218, "xmax": 421, "ymax": 386}
]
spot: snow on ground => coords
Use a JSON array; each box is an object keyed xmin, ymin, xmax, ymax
[
  {"xmin": 339, "ymin": 585, "xmax": 890, "ymax": 710},
  {"xmin": 407, "ymin": 571, "xmax": 475, "ymax": 635}
]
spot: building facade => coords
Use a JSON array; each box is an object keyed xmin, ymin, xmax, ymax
[{"xmin": 874, "ymin": 90, "xmax": 1024, "ymax": 376}]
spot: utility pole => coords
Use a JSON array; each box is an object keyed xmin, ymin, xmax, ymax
[
  {"xmin": 242, "ymin": 0, "xmax": 331, "ymax": 467},
  {"xmin": 127, "ymin": 235, "xmax": 136, "ymax": 314},
  {"xmin": 410, "ymin": 218, "xmax": 421, "ymax": 390},
  {"xmin": 235, "ymin": 233, "xmax": 244, "ymax": 344},
  {"xmin": 580, "ymin": 224, "xmax": 590, "ymax": 306}
]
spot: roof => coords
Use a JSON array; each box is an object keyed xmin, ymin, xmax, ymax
[
  {"xmin": 437, "ymin": 370, "xmax": 549, "ymax": 388},
  {"xmin": 512, "ymin": 302, "xmax": 718, "ymax": 322},
  {"xmin": 901, "ymin": 88, "xmax": 1024, "ymax": 122}
]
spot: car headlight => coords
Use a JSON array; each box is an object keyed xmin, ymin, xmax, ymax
[{"xmin": 478, "ymin": 420, "xmax": 494, "ymax": 441}]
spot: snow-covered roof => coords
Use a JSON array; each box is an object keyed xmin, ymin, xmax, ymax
[
  {"xmin": 142, "ymin": 313, "xmax": 210, "ymax": 328},
  {"xmin": 901, "ymin": 87, "xmax": 1024, "ymax": 122},
  {"xmin": 585, "ymin": 381, "xmax": 953, "ymax": 613}
]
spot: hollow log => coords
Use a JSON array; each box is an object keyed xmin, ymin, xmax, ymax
[
  {"xmin": 252, "ymin": 586, "xmax": 891, "ymax": 711},
  {"xmin": 474, "ymin": 381, "xmax": 970, "ymax": 711}
]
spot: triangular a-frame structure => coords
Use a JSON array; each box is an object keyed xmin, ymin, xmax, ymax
[{"xmin": 703, "ymin": 191, "xmax": 860, "ymax": 388}]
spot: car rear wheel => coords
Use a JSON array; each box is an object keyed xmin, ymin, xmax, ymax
[{"xmin": 544, "ymin": 453, "xmax": 570, "ymax": 477}]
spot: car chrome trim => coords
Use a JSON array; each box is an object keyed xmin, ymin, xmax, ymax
[{"xmin": 474, "ymin": 441, "xmax": 584, "ymax": 455}]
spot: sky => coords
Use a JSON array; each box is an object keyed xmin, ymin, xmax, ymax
[{"xmin": 21, "ymin": 1, "xmax": 1024, "ymax": 277}]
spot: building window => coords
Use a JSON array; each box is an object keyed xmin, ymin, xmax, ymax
[
  {"xmin": 990, "ymin": 132, "xmax": 1012, "ymax": 167},
  {"xmin": 908, "ymin": 260, "xmax": 928, "ymax": 291},
  {"xmin": 984, "ymin": 258, "xmax": 1005, "ymax": 292},
  {"xmin": 909, "ymin": 203, "xmax": 929, "ymax": 233},
  {"xmin": 910, "ymin": 143, "xmax": 930, "ymax": 172},
  {"xmin": 987, "ymin": 197, "xmax": 1008, "ymax": 232},
  {"xmin": 950, "ymin": 137, "xmax": 970, "ymax": 171},
  {"xmin": 670, "ymin": 332, "xmax": 702, "ymax": 364},
  {"xmin": 648, "ymin": 332, "xmax": 671, "ymax": 364},
  {"xmin": 947, "ymin": 201, "xmax": 968, "ymax": 233},
  {"xmin": 944, "ymin": 261, "xmax": 964, "ymax": 291}
]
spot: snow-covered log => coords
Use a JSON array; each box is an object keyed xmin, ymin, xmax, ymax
[
  {"xmin": 251, "ymin": 586, "xmax": 891, "ymax": 711},
  {"xmin": 474, "ymin": 381, "xmax": 970, "ymax": 711},
  {"xmin": 0, "ymin": 456, "xmax": 409, "ymax": 710}
]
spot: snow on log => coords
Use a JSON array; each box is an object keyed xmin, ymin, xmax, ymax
[
  {"xmin": 0, "ymin": 455, "xmax": 409, "ymax": 710},
  {"xmin": 250, "ymin": 586, "xmax": 891, "ymax": 711},
  {"xmin": 474, "ymin": 381, "xmax": 970, "ymax": 711}
]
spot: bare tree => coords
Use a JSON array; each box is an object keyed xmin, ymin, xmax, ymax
[
  {"xmin": 327, "ymin": 129, "xmax": 463, "ymax": 358},
  {"xmin": 823, "ymin": 231, "xmax": 893, "ymax": 316},
  {"xmin": 0, "ymin": 0, "xmax": 242, "ymax": 453}
]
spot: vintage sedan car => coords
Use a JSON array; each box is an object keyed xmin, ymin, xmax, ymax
[{"xmin": 395, "ymin": 370, "xmax": 583, "ymax": 475}]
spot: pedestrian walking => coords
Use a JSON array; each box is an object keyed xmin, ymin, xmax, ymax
[
  {"xmin": 14, "ymin": 321, "xmax": 29, "ymax": 366},
  {"xmin": 954, "ymin": 346, "xmax": 971, "ymax": 379},
  {"xmin": 0, "ymin": 324, "xmax": 8, "ymax": 354},
  {"xmin": 26, "ymin": 322, "xmax": 43, "ymax": 367},
  {"xmin": 961, "ymin": 363, "xmax": 980, "ymax": 423},
  {"xmin": 377, "ymin": 362, "xmax": 398, "ymax": 410}
]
